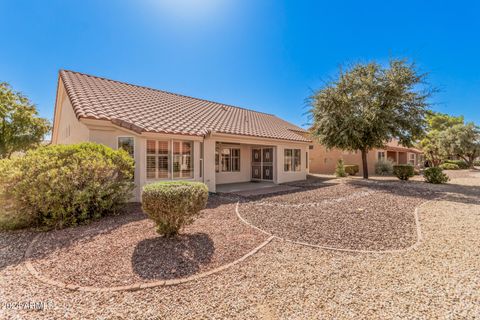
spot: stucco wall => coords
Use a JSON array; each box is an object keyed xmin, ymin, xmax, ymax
[
  {"xmin": 308, "ymin": 144, "xmax": 378, "ymax": 176},
  {"xmin": 53, "ymin": 93, "xmax": 89, "ymax": 145}
]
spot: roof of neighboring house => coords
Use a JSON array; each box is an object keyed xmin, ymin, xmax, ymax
[
  {"xmin": 385, "ymin": 139, "xmax": 422, "ymax": 154},
  {"xmin": 58, "ymin": 70, "xmax": 310, "ymax": 142}
]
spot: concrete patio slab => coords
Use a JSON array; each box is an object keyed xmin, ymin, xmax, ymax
[{"xmin": 216, "ymin": 182, "xmax": 300, "ymax": 197}]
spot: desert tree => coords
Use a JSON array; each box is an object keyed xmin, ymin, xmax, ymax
[
  {"xmin": 0, "ymin": 82, "xmax": 50, "ymax": 158},
  {"xmin": 419, "ymin": 112, "xmax": 464, "ymax": 166},
  {"xmin": 309, "ymin": 59, "xmax": 431, "ymax": 178},
  {"xmin": 440, "ymin": 123, "xmax": 480, "ymax": 168}
]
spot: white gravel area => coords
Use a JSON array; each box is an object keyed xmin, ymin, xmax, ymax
[{"xmin": 0, "ymin": 170, "xmax": 479, "ymax": 319}]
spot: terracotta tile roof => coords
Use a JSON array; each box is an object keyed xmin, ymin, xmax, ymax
[
  {"xmin": 59, "ymin": 70, "xmax": 310, "ymax": 142},
  {"xmin": 385, "ymin": 139, "xmax": 422, "ymax": 153}
]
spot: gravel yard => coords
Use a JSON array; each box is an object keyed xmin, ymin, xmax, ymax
[
  {"xmin": 0, "ymin": 170, "xmax": 479, "ymax": 319},
  {"xmin": 19, "ymin": 195, "xmax": 268, "ymax": 288},
  {"xmin": 239, "ymin": 181, "xmax": 436, "ymax": 251}
]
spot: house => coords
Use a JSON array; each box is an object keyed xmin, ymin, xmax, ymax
[
  {"xmin": 51, "ymin": 70, "xmax": 311, "ymax": 200},
  {"xmin": 308, "ymin": 138, "xmax": 423, "ymax": 175}
]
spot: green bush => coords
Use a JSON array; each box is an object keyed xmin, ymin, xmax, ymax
[
  {"xmin": 0, "ymin": 143, "xmax": 134, "ymax": 230},
  {"xmin": 443, "ymin": 160, "xmax": 468, "ymax": 169},
  {"xmin": 474, "ymin": 160, "xmax": 480, "ymax": 167},
  {"xmin": 392, "ymin": 164, "xmax": 415, "ymax": 181},
  {"xmin": 142, "ymin": 181, "xmax": 208, "ymax": 237},
  {"xmin": 439, "ymin": 163, "xmax": 460, "ymax": 170},
  {"xmin": 335, "ymin": 159, "xmax": 347, "ymax": 177},
  {"xmin": 375, "ymin": 159, "xmax": 393, "ymax": 176},
  {"xmin": 424, "ymin": 167, "xmax": 449, "ymax": 184},
  {"xmin": 344, "ymin": 164, "xmax": 359, "ymax": 176}
]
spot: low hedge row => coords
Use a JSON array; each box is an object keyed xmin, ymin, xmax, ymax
[
  {"xmin": 443, "ymin": 160, "xmax": 468, "ymax": 169},
  {"xmin": 439, "ymin": 163, "xmax": 460, "ymax": 170}
]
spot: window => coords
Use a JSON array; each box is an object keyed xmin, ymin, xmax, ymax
[
  {"xmin": 118, "ymin": 137, "xmax": 134, "ymax": 158},
  {"xmin": 173, "ymin": 141, "xmax": 193, "ymax": 179},
  {"xmin": 377, "ymin": 151, "xmax": 386, "ymax": 161},
  {"xmin": 409, "ymin": 153, "xmax": 416, "ymax": 165},
  {"xmin": 220, "ymin": 148, "xmax": 240, "ymax": 172},
  {"xmin": 284, "ymin": 149, "xmax": 301, "ymax": 172},
  {"xmin": 306, "ymin": 152, "xmax": 309, "ymax": 169},
  {"xmin": 199, "ymin": 142, "xmax": 204, "ymax": 178},
  {"xmin": 146, "ymin": 140, "xmax": 170, "ymax": 179}
]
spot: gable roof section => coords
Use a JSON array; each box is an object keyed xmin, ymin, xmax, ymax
[{"xmin": 59, "ymin": 70, "xmax": 310, "ymax": 142}]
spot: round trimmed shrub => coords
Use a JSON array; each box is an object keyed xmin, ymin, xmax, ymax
[
  {"xmin": 344, "ymin": 164, "xmax": 359, "ymax": 176},
  {"xmin": 0, "ymin": 143, "xmax": 135, "ymax": 229},
  {"xmin": 392, "ymin": 164, "xmax": 415, "ymax": 181},
  {"xmin": 424, "ymin": 167, "xmax": 449, "ymax": 184},
  {"xmin": 375, "ymin": 159, "xmax": 393, "ymax": 176},
  {"xmin": 142, "ymin": 181, "xmax": 209, "ymax": 237},
  {"xmin": 439, "ymin": 163, "xmax": 460, "ymax": 170}
]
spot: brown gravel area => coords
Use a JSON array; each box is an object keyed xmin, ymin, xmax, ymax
[
  {"xmin": 240, "ymin": 181, "xmax": 436, "ymax": 250},
  {"xmin": 1, "ymin": 172, "xmax": 478, "ymax": 319},
  {"xmin": 25, "ymin": 195, "xmax": 268, "ymax": 287}
]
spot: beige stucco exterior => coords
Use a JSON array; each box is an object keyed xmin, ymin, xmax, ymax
[
  {"xmin": 308, "ymin": 141, "xmax": 421, "ymax": 176},
  {"xmin": 51, "ymin": 84, "xmax": 310, "ymax": 201}
]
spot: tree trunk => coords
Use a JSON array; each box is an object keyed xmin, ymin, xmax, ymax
[
  {"xmin": 361, "ymin": 149, "xmax": 369, "ymax": 179},
  {"xmin": 458, "ymin": 154, "xmax": 474, "ymax": 169}
]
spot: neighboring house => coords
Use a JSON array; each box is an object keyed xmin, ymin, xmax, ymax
[
  {"xmin": 308, "ymin": 138, "xmax": 423, "ymax": 175},
  {"xmin": 51, "ymin": 70, "xmax": 311, "ymax": 200}
]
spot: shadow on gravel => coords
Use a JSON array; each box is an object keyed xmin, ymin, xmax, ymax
[
  {"xmin": 0, "ymin": 198, "xmax": 227, "ymax": 272},
  {"xmin": 132, "ymin": 233, "xmax": 214, "ymax": 280}
]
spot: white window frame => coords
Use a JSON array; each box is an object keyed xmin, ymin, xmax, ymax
[
  {"xmin": 219, "ymin": 147, "xmax": 241, "ymax": 172},
  {"xmin": 172, "ymin": 140, "xmax": 194, "ymax": 179},
  {"xmin": 377, "ymin": 151, "xmax": 386, "ymax": 161},
  {"xmin": 409, "ymin": 153, "xmax": 416, "ymax": 165},
  {"xmin": 199, "ymin": 142, "xmax": 204, "ymax": 178},
  {"xmin": 284, "ymin": 148, "xmax": 301, "ymax": 172},
  {"xmin": 145, "ymin": 139, "xmax": 194, "ymax": 181},
  {"xmin": 146, "ymin": 139, "xmax": 170, "ymax": 180},
  {"xmin": 117, "ymin": 136, "xmax": 135, "ymax": 159}
]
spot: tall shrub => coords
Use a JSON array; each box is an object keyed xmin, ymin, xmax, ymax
[
  {"xmin": 0, "ymin": 143, "xmax": 134, "ymax": 229},
  {"xmin": 335, "ymin": 159, "xmax": 347, "ymax": 177},
  {"xmin": 375, "ymin": 159, "xmax": 394, "ymax": 175}
]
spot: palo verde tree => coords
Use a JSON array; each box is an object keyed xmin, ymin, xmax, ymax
[
  {"xmin": 419, "ymin": 111, "xmax": 464, "ymax": 166},
  {"xmin": 0, "ymin": 82, "xmax": 50, "ymax": 158},
  {"xmin": 309, "ymin": 59, "xmax": 431, "ymax": 178},
  {"xmin": 440, "ymin": 123, "xmax": 480, "ymax": 168}
]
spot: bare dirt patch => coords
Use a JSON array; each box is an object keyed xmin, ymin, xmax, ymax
[
  {"xmin": 239, "ymin": 181, "xmax": 436, "ymax": 251},
  {"xmin": 26, "ymin": 195, "xmax": 268, "ymax": 287}
]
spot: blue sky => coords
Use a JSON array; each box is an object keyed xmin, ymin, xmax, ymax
[{"xmin": 1, "ymin": 0, "xmax": 479, "ymax": 128}]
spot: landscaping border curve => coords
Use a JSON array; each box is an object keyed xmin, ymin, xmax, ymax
[
  {"xmin": 24, "ymin": 232, "xmax": 274, "ymax": 292},
  {"xmin": 235, "ymin": 197, "xmax": 445, "ymax": 254}
]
